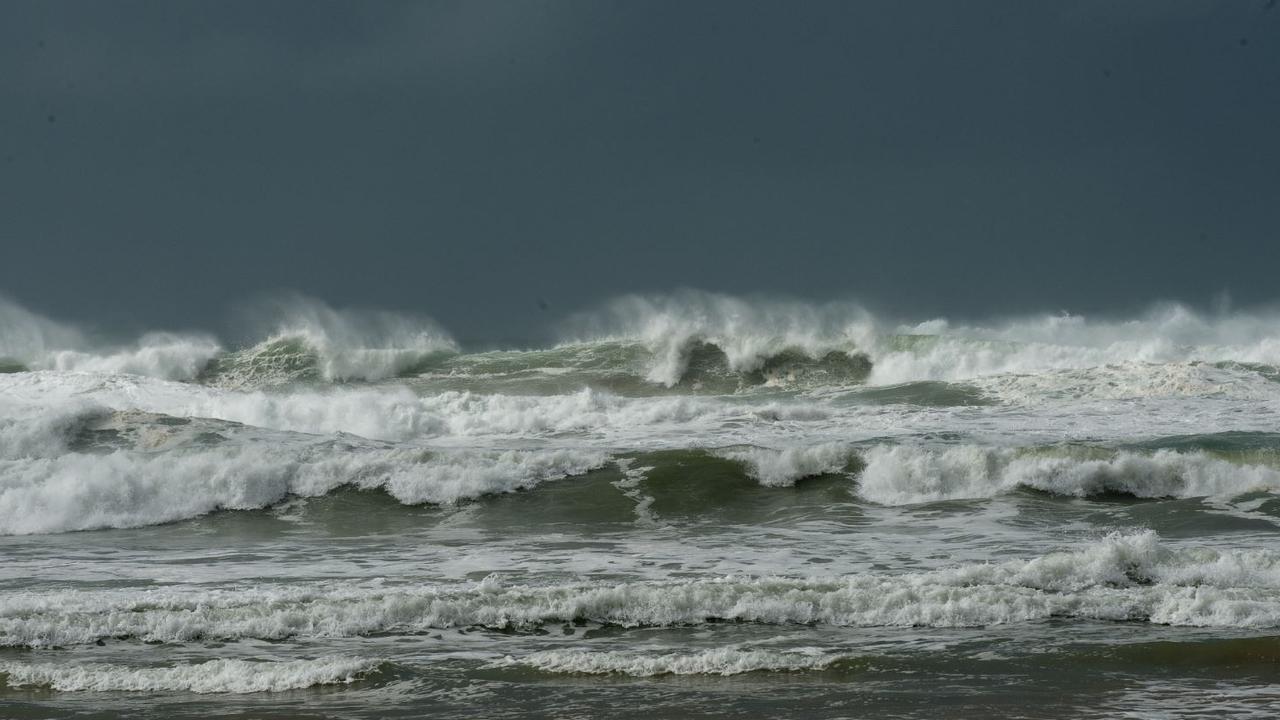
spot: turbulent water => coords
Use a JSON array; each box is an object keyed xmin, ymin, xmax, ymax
[{"xmin": 2, "ymin": 292, "xmax": 1280, "ymax": 718}]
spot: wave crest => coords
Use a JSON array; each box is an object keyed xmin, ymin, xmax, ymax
[
  {"xmin": 8, "ymin": 292, "xmax": 1280, "ymax": 392},
  {"xmin": 206, "ymin": 295, "xmax": 457, "ymax": 387},
  {"xmin": 493, "ymin": 647, "xmax": 842, "ymax": 676},
  {"xmin": 0, "ymin": 656, "xmax": 379, "ymax": 693},
  {"xmin": 564, "ymin": 292, "xmax": 878, "ymax": 387},
  {"xmin": 1, "ymin": 297, "xmax": 222, "ymax": 381},
  {"xmin": 4, "ymin": 533, "xmax": 1279, "ymax": 646},
  {"xmin": 0, "ymin": 406, "xmax": 611, "ymax": 534},
  {"xmin": 857, "ymin": 445, "xmax": 1280, "ymax": 505},
  {"xmin": 0, "ymin": 295, "xmax": 456, "ymax": 387}
]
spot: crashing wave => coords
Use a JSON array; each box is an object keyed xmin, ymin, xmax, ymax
[
  {"xmin": 562, "ymin": 292, "xmax": 877, "ymax": 387},
  {"xmin": 7, "ymin": 292, "xmax": 1280, "ymax": 391},
  {"xmin": 0, "ymin": 656, "xmax": 379, "ymax": 693},
  {"xmin": 969, "ymin": 361, "xmax": 1278, "ymax": 403},
  {"xmin": 0, "ymin": 371, "xmax": 754, "ymax": 444},
  {"xmin": 492, "ymin": 647, "xmax": 846, "ymax": 676},
  {"xmin": 204, "ymin": 295, "xmax": 457, "ymax": 387},
  {"xmin": 0, "ymin": 405, "xmax": 611, "ymax": 534},
  {"xmin": 866, "ymin": 303, "xmax": 1280, "ymax": 385},
  {"xmin": 3, "ymin": 383, "xmax": 1278, "ymax": 533},
  {"xmin": 3, "ymin": 532, "xmax": 1279, "ymax": 647},
  {"xmin": 714, "ymin": 443, "xmax": 859, "ymax": 487},
  {"xmin": 2, "ymin": 294, "xmax": 223, "ymax": 381},
  {"xmin": 562, "ymin": 292, "xmax": 1280, "ymax": 389},
  {"xmin": 0, "ymin": 295, "xmax": 455, "ymax": 388},
  {"xmin": 855, "ymin": 445, "xmax": 1280, "ymax": 505}
]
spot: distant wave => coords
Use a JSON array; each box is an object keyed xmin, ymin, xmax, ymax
[
  {"xmin": 0, "ymin": 297, "xmax": 223, "ymax": 380},
  {"xmin": 561, "ymin": 292, "xmax": 879, "ymax": 386},
  {"xmin": 6, "ymin": 291, "xmax": 1280, "ymax": 391},
  {"xmin": 205, "ymin": 293, "xmax": 456, "ymax": 387},
  {"xmin": 0, "ymin": 294, "xmax": 454, "ymax": 386},
  {"xmin": 563, "ymin": 292, "xmax": 1280, "ymax": 388}
]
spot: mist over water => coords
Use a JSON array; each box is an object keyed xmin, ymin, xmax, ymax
[{"xmin": 3, "ymin": 290, "xmax": 1280, "ymax": 717}]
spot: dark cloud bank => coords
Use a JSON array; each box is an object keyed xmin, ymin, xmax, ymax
[{"xmin": 1, "ymin": 1, "xmax": 1277, "ymax": 343}]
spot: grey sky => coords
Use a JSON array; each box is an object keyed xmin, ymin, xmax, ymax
[{"xmin": 2, "ymin": 1, "xmax": 1277, "ymax": 343}]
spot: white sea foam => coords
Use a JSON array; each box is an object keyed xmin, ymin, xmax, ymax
[
  {"xmin": 11, "ymin": 368, "xmax": 1270, "ymax": 455},
  {"xmin": 717, "ymin": 443, "xmax": 856, "ymax": 487},
  {"xmin": 373, "ymin": 447, "xmax": 610, "ymax": 505},
  {"xmin": 225, "ymin": 294, "xmax": 457, "ymax": 384},
  {"xmin": 970, "ymin": 362, "xmax": 1279, "ymax": 404},
  {"xmin": 8, "ymin": 293, "xmax": 1280, "ymax": 389},
  {"xmin": 0, "ymin": 295, "xmax": 455, "ymax": 385},
  {"xmin": 856, "ymin": 445, "xmax": 1280, "ymax": 505},
  {"xmin": 0, "ymin": 445, "xmax": 610, "ymax": 535},
  {"xmin": 0, "ymin": 445, "xmax": 296, "ymax": 535},
  {"xmin": 3, "ymin": 533, "xmax": 1278, "ymax": 647},
  {"xmin": 0, "ymin": 656, "xmax": 378, "ymax": 693},
  {"xmin": 0, "ymin": 371, "xmax": 750, "ymax": 444},
  {"xmin": 43, "ymin": 333, "xmax": 224, "ymax": 382},
  {"xmin": 564, "ymin": 292, "xmax": 878, "ymax": 386},
  {"xmin": 867, "ymin": 304, "xmax": 1280, "ymax": 385},
  {"xmin": 0, "ymin": 297, "xmax": 222, "ymax": 381},
  {"xmin": 3, "ymin": 368, "xmax": 1277, "ymax": 533},
  {"xmin": 612, "ymin": 458, "xmax": 660, "ymax": 526},
  {"xmin": 1101, "ymin": 679, "xmax": 1280, "ymax": 720},
  {"xmin": 561, "ymin": 292, "xmax": 1280, "ymax": 387},
  {"xmin": 0, "ymin": 407, "xmax": 611, "ymax": 534},
  {"xmin": 493, "ymin": 647, "xmax": 842, "ymax": 676}
]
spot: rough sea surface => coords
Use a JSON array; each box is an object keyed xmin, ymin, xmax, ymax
[{"xmin": 2, "ymin": 293, "xmax": 1279, "ymax": 718}]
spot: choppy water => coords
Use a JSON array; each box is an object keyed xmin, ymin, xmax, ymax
[{"xmin": 2, "ymin": 292, "xmax": 1279, "ymax": 718}]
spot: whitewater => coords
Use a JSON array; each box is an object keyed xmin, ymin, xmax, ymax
[{"xmin": 2, "ymin": 291, "xmax": 1280, "ymax": 718}]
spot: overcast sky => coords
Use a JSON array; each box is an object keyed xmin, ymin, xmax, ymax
[{"xmin": 2, "ymin": 1, "xmax": 1277, "ymax": 342}]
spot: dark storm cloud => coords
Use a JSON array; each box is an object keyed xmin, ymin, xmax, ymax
[
  {"xmin": 2, "ymin": 2, "xmax": 584, "ymax": 97},
  {"xmin": 1, "ymin": 1, "xmax": 1277, "ymax": 342}
]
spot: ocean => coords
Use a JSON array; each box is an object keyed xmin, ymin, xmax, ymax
[{"xmin": 1, "ymin": 292, "xmax": 1278, "ymax": 718}]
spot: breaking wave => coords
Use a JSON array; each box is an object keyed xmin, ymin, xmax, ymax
[
  {"xmin": 559, "ymin": 292, "xmax": 1280, "ymax": 389},
  {"xmin": 0, "ymin": 656, "xmax": 380, "ymax": 693},
  {"xmin": 4, "ymin": 291, "xmax": 1280, "ymax": 534},
  {"xmin": 1, "ymin": 371, "xmax": 742, "ymax": 444},
  {"xmin": 0, "ymin": 407, "xmax": 610, "ymax": 534},
  {"xmin": 203, "ymin": 294, "xmax": 456, "ymax": 387},
  {"xmin": 714, "ymin": 443, "xmax": 860, "ymax": 487},
  {"xmin": 3, "ymin": 533, "xmax": 1279, "ymax": 647},
  {"xmin": 563, "ymin": 292, "xmax": 878, "ymax": 387},
  {"xmin": 6, "ymin": 292, "xmax": 1280, "ymax": 391},
  {"xmin": 1, "ymin": 296, "xmax": 223, "ymax": 381},
  {"xmin": 492, "ymin": 647, "xmax": 846, "ymax": 676},
  {"xmin": 2, "ymin": 387, "xmax": 1278, "ymax": 533},
  {"xmin": 0, "ymin": 295, "xmax": 455, "ymax": 387},
  {"xmin": 856, "ymin": 445, "xmax": 1280, "ymax": 505}
]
